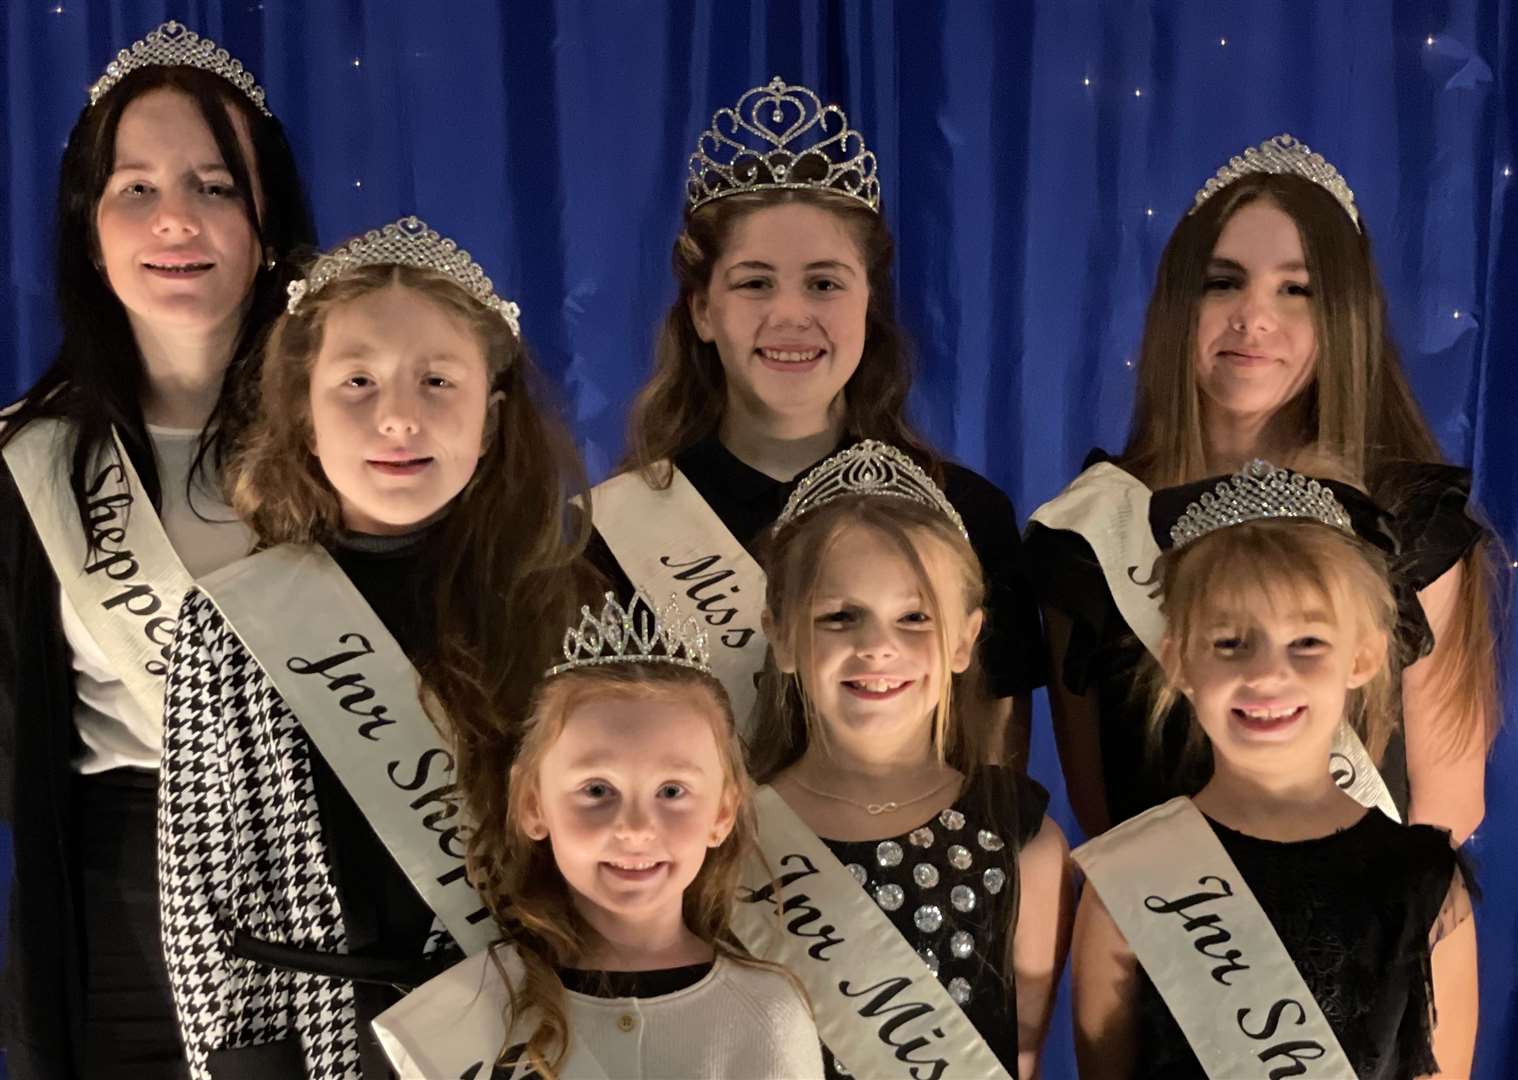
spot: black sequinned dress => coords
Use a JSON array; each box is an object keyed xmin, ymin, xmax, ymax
[
  {"xmin": 814, "ymin": 768, "xmax": 1050, "ymax": 1079},
  {"xmin": 1134, "ymin": 810, "xmax": 1465, "ymax": 1079}
]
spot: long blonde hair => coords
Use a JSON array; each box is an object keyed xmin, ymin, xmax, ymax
[
  {"xmin": 1149, "ymin": 519, "xmax": 1401, "ymax": 775},
  {"xmin": 467, "ymin": 663, "xmax": 777, "ymax": 1079},
  {"xmin": 1123, "ymin": 172, "xmax": 1498, "ymax": 755}
]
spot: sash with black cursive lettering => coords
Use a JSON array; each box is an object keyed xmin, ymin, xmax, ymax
[
  {"xmin": 374, "ymin": 946, "xmax": 610, "ymax": 1079},
  {"xmin": 3, "ymin": 418, "xmax": 193, "ymax": 725},
  {"xmin": 590, "ymin": 467, "xmax": 768, "ymax": 733},
  {"xmin": 1029, "ymin": 463, "xmax": 1398, "ymax": 821},
  {"xmin": 1074, "ymin": 797, "xmax": 1356, "ymax": 1078},
  {"xmin": 731, "ymin": 786, "xmax": 1012, "ymax": 1080},
  {"xmin": 196, "ymin": 545, "xmax": 494, "ymax": 954}
]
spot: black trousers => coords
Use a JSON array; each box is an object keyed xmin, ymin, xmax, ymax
[{"xmin": 73, "ymin": 767, "xmax": 188, "ymax": 1079}]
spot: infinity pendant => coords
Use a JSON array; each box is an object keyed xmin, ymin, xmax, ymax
[{"xmin": 866, "ymin": 801, "xmax": 899, "ymax": 815}]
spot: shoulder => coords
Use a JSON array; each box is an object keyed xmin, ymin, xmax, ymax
[
  {"xmin": 714, "ymin": 957, "xmax": 810, "ymax": 1015},
  {"xmin": 940, "ymin": 461, "xmax": 1017, "ymax": 525},
  {"xmin": 1369, "ymin": 461, "xmax": 1486, "ymax": 587},
  {"xmin": 708, "ymin": 959, "xmax": 823, "ymax": 1070}
]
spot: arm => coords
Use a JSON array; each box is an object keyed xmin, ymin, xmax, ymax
[
  {"xmin": 984, "ymin": 694, "xmax": 1033, "ymax": 769},
  {"xmin": 1071, "ymin": 883, "xmax": 1138, "ymax": 1080},
  {"xmin": 1403, "ymin": 563, "xmax": 1486, "ymax": 843},
  {"xmin": 1010, "ymin": 815, "xmax": 1074, "ymax": 1080},
  {"xmin": 1424, "ymin": 875, "xmax": 1478, "ymax": 1078},
  {"xmin": 1044, "ymin": 606, "xmax": 1111, "ymax": 837}
]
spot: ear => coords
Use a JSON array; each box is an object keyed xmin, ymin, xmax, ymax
[
  {"xmin": 1160, "ymin": 635, "xmax": 1192, "ymax": 697},
  {"xmin": 1347, "ymin": 628, "xmax": 1389, "ymax": 690},
  {"xmin": 762, "ymin": 609, "xmax": 796, "ymax": 674},
  {"xmin": 708, "ymin": 783, "xmax": 739, "ymax": 848},
  {"xmin": 516, "ymin": 780, "xmax": 549, "ymax": 842},
  {"xmin": 479, "ymin": 389, "xmax": 506, "ymax": 458},
  {"xmin": 689, "ymin": 290, "xmax": 715, "ymax": 344},
  {"xmin": 949, "ymin": 607, "xmax": 985, "ymax": 674}
]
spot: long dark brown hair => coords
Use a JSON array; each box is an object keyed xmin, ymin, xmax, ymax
[
  {"xmin": 470, "ymin": 663, "xmax": 793, "ymax": 1079},
  {"xmin": 1, "ymin": 65, "xmax": 313, "ymax": 545},
  {"xmin": 623, "ymin": 188, "xmax": 932, "ymax": 485},
  {"xmin": 1122, "ymin": 172, "xmax": 1497, "ymax": 755},
  {"xmin": 229, "ymin": 261, "xmax": 593, "ymax": 846}
]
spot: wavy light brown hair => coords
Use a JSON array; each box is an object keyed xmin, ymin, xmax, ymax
[
  {"xmin": 622, "ymin": 188, "xmax": 931, "ymax": 485},
  {"xmin": 1150, "ymin": 519, "xmax": 1401, "ymax": 776},
  {"xmin": 1123, "ymin": 172, "xmax": 1497, "ymax": 755},
  {"xmin": 468, "ymin": 663, "xmax": 782, "ymax": 1078},
  {"xmin": 229, "ymin": 262, "xmax": 592, "ymax": 834}
]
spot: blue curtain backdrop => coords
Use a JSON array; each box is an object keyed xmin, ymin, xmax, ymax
[{"xmin": 2, "ymin": 1, "xmax": 1514, "ymax": 1075}]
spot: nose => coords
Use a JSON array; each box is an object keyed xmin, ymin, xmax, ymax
[
  {"xmin": 1230, "ymin": 285, "xmax": 1279, "ymax": 335},
  {"xmin": 150, "ymin": 188, "xmax": 202, "ymax": 239},
  {"xmin": 1241, "ymin": 643, "xmax": 1290, "ymax": 688},
  {"xmin": 376, "ymin": 383, "xmax": 423, "ymax": 437},
  {"xmin": 853, "ymin": 618, "xmax": 900, "ymax": 663},
  {"xmin": 613, "ymin": 798, "xmax": 657, "ymax": 845},
  {"xmin": 767, "ymin": 282, "xmax": 814, "ymax": 330}
]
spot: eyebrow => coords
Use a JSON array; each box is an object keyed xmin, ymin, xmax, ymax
[
  {"xmin": 111, "ymin": 160, "xmax": 233, "ymax": 174},
  {"xmin": 1207, "ymin": 256, "xmax": 1308, "ymax": 274},
  {"xmin": 564, "ymin": 754, "xmax": 709, "ymax": 773},
  {"xmin": 726, "ymin": 259, "xmax": 858, "ymax": 275}
]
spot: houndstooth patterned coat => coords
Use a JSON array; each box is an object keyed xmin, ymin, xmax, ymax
[{"xmin": 158, "ymin": 588, "xmax": 454, "ymax": 1079}]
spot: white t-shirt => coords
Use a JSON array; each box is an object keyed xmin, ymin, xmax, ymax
[{"xmin": 66, "ymin": 425, "xmax": 252, "ymax": 773}]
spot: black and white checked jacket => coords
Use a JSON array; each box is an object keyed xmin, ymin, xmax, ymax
[{"xmin": 158, "ymin": 588, "xmax": 454, "ymax": 1079}]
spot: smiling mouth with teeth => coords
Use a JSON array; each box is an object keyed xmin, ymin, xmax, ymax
[
  {"xmin": 605, "ymin": 859, "xmax": 662, "ymax": 871},
  {"xmin": 1231, "ymin": 704, "xmax": 1307, "ymax": 728},
  {"xmin": 144, "ymin": 261, "xmax": 215, "ymax": 273},
  {"xmin": 758, "ymin": 347, "xmax": 823, "ymax": 363}
]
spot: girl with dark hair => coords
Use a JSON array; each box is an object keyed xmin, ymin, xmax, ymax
[
  {"xmin": 1025, "ymin": 135, "xmax": 1496, "ymax": 842},
  {"xmin": 157, "ymin": 220, "xmax": 591, "ymax": 1078},
  {"xmin": 0, "ymin": 22, "xmax": 312, "ymax": 1077},
  {"xmin": 589, "ymin": 77, "xmax": 1044, "ymax": 760}
]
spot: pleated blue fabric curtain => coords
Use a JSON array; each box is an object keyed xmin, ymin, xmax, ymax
[{"xmin": 1, "ymin": 1, "xmax": 1514, "ymax": 1075}]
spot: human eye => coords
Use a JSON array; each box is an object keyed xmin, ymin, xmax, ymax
[
  {"xmin": 656, "ymin": 782, "xmax": 687, "ymax": 800},
  {"xmin": 1291, "ymin": 635, "xmax": 1330, "ymax": 652},
  {"xmin": 342, "ymin": 373, "xmax": 375, "ymax": 389},
  {"xmin": 1203, "ymin": 275, "xmax": 1240, "ymax": 292},
  {"xmin": 203, "ymin": 182, "xmax": 239, "ymax": 199},
  {"xmin": 808, "ymin": 276, "xmax": 845, "ymax": 293},
  {"xmin": 815, "ymin": 606, "xmax": 855, "ymax": 627},
  {"xmin": 1211, "ymin": 634, "xmax": 1245, "ymax": 654},
  {"xmin": 900, "ymin": 609, "xmax": 933, "ymax": 627},
  {"xmin": 423, "ymin": 374, "xmax": 454, "ymax": 389},
  {"xmin": 1282, "ymin": 280, "xmax": 1314, "ymax": 298},
  {"xmin": 579, "ymin": 780, "xmax": 615, "ymax": 801},
  {"xmin": 120, "ymin": 180, "xmax": 154, "ymax": 198},
  {"xmin": 734, "ymin": 275, "xmax": 773, "ymax": 291}
]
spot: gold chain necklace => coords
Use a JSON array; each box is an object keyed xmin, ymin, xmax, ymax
[{"xmin": 788, "ymin": 771, "xmax": 956, "ymax": 816}]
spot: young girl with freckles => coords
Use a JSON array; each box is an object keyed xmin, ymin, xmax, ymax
[
  {"xmin": 0, "ymin": 22, "xmax": 312, "ymax": 1075},
  {"xmin": 371, "ymin": 596, "xmax": 824, "ymax": 1080},
  {"xmin": 743, "ymin": 443, "xmax": 1072, "ymax": 1080},
  {"xmin": 157, "ymin": 220, "xmax": 590, "ymax": 1078},
  {"xmin": 1027, "ymin": 135, "xmax": 1497, "ymax": 841},
  {"xmin": 1071, "ymin": 464, "xmax": 1477, "ymax": 1079},
  {"xmin": 590, "ymin": 76, "xmax": 1043, "ymax": 759}
]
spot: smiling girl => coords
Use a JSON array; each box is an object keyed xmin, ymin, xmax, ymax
[
  {"xmin": 590, "ymin": 77, "xmax": 1043, "ymax": 758},
  {"xmin": 739, "ymin": 441, "xmax": 1071, "ymax": 1080},
  {"xmin": 1027, "ymin": 135, "xmax": 1495, "ymax": 841},
  {"xmin": 1071, "ymin": 462, "xmax": 1477, "ymax": 1079},
  {"xmin": 372, "ymin": 593, "xmax": 823, "ymax": 1079},
  {"xmin": 0, "ymin": 22, "xmax": 311, "ymax": 1076},
  {"xmin": 156, "ymin": 219, "xmax": 589, "ymax": 1077}
]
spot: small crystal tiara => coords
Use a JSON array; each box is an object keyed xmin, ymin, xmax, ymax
[
  {"xmin": 1191, "ymin": 133, "xmax": 1360, "ymax": 231},
  {"xmin": 545, "ymin": 590, "xmax": 712, "ymax": 678},
  {"xmin": 1169, "ymin": 460, "xmax": 1354, "ymax": 550},
  {"xmin": 775, "ymin": 441, "xmax": 969, "ymax": 540},
  {"xmin": 89, "ymin": 21, "xmax": 271, "ymax": 117},
  {"xmin": 286, "ymin": 216, "xmax": 522, "ymax": 336},
  {"xmin": 688, "ymin": 76, "xmax": 880, "ymax": 213}
]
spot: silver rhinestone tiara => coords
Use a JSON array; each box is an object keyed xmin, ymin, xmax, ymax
[
  {"xmin": 1169, "ymin": 460, "xmax": 1354, "ymax": 550},
  {"xmin": 775, "ymin": 441, "xmax": 969, "ymax": 540},
  {"xmin": 688, "ymin": 76, "xmax": 880, "ymax": 213},
  {"xmin": 546, "ymin": 590, "xmax": 712, "ymax": 678},
  {"xmin": 89, "ymin": 21, "xmax": 271, "ymax": 117},
  {"xmin": 287, "ymin": 216, "xmax": 522, "ymax": 336},
  {"xmin": 1191, "ymin": 133, "xmax": 1359, "ymax": 231}
]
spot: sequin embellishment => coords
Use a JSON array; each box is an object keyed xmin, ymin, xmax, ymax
[
  {"xmin": 908, "ymin": 826, "xmax": 935, "ymax": 848},
  {"xmin": 913, "ymin": 862, "xmax": 940, "ymax": 889},
  {"xmin": 950, "ymin": 930, "xmax": 974, "ymax": 959},
  {"xmin": 846, "ymin": 863, "xmax": 868, "ymax": 886},
  {"xmin": 984, "ymin": 867, "xmax": 1007, "ymax": 894},
  {"xmin": 948, "ymin": 976, "xmax": 972, "ymax": 1005},
  {"xmin": 914, "ymin": 904, "xmax": 944, "ymax": 933},
  {"xmin": 877, "ymin": 840, "xmax": 903, "ymax": 868},
  {"xmin": 951, "ymin": 884, "xmax": 977, "ymax": 912},
  {"xmin": 875, "ymin": 884, "xmax": 905, "ymax": 911},
  {"xmin": 978, "ymin": 829, "xmax": 1005, "ymax": 852},
  {"xmin": 939, "ymin": 808, "xmax": 966, "ymax": 830},
  {"xmin": 947, "ymin": 844, "xmax": 973, "ymax": 870}
]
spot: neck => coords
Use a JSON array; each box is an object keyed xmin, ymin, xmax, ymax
[
  {"xmin": 1193, "ymin": 748, "xmax": 1351, "ymax": 833},
  {"xmin": 130, "ymin": 313, "xmax": 243, "ymax": 431},
  {"xmin": 573, "ymin": 896, "xmax": 710, "ymax": 972},
  {"xmin": 794, "ymin": 721, "xmax": 949, "ymax": 799},
  {"xmin": 1200, "ymin": 403, "xmax": 1300, "ymax": 474},
  {"xmin": 718, "ymin": 393, "xmax": 846, "ymax": 482}
]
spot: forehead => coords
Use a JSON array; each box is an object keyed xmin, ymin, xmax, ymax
[
  {"xmin": 548, "ymin": 691, "xmax": 724, "ymax": 769},
  {"xmin": 113, "ymin": 87, "xmax": 249, "ymax": 170},
  {"xmin": 1196, "ymin": 576, "xmax": 1341, "ymax": 627},
  {"xmin": 314, "ymin": 284, "xmax": 486, "ymax": 363},
  {"xmin": 814, "ymin": 523, "xmax": 952, "ymax": 599},
  {"xmin": 719, "ymin": 202, "xmax": 864, "ymax": 269},
  {"xmin": 1211, "ymin": 200, "xmax": 1306, "ymax": 266}
]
